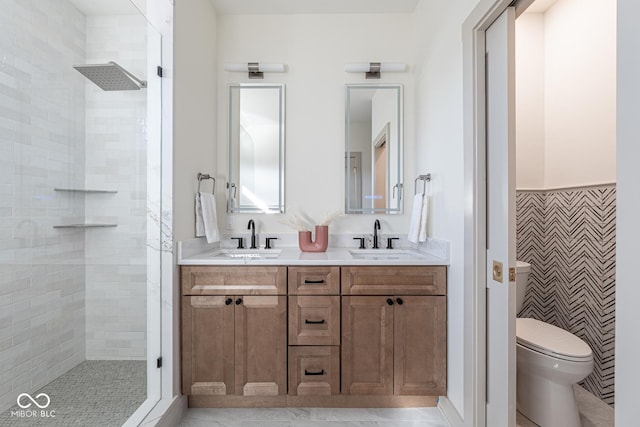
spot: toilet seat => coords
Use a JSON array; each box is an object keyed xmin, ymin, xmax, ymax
[{"xmin": 516, "ymin": 318, "xmax": 592, "ymax": 362}]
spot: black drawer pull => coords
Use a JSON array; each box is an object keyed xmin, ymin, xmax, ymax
[
  {"xmin": 386, "ymin": 298, "xmax": 394, "ymax": 306},
  {"xmin": 304, "ymin": 369, "xmax": 325, "ymax": 376},
  {"xmin": 304, "ymin": 279, "xmax": 325, "ymax": 284},
  {"xmin": 235, "ymin": 298, "xmax": 243, "ymax": 305},
  {"xmin": 225, "ymin": 298, "xmax": 233, "ymax": 305},
  {"xmin": 304, "ymin": 319, "xmax": 325, "ymax": 324},
  {"xmin": 396, "ymin": 298, "xmax": 404, "ymax": 305}
]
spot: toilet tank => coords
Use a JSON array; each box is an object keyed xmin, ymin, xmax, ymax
[{"xmin": 516, "ymin": 261, "xmax": 531, "ymax": 313}]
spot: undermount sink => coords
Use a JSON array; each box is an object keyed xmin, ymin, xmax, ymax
[
  {"xmin": 213, "ymin": 249, "xmax": 282, "ymax": 259},
  {"xmin": 348, "ymin": 249, "xmax": 422, "ymax": 260}
]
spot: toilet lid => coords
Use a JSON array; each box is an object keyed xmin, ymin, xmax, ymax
[{"xmin": 516, "ymin": 318, "xmax": 592, "ymax": 362}]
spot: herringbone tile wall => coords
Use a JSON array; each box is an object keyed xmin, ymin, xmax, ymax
[{"xmin": 516, "ymin": 185, "xmax": 615, "ymax": 405}]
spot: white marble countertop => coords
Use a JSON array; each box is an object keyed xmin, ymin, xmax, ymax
[{"xmin": 177, "ymin": 235, "xmax": 449, "ymax": 266}]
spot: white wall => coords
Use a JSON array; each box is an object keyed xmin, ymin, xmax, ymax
[
  {"xmin": 515, "ymin": 13, "xmax": 546, "ymax": 189},
  {"xmin": 616, "ymin": 0, "xmax": 640, "ymax": 424},
  {"xmin": 516, "ymin": 0, "xmax": 616, "ymax": 189},
  {"xmin": 216, "ymin": 14, "xmax": 415, "ymax": 235},
  {"xmin": 545, "ymin": 0, "xmax": 616, "ymax": 188},
  {"xmin": 173, "ymin": 0, "xmax": 217, "ymax": 241},
  {"xmin": 412, "ymin": 0, "xmax": 483, "ymax": 417}
]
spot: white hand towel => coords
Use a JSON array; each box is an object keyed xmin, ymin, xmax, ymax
[
  {"xmin": 195, "ymin": 193, "xmax": 205, "ymax": 237},
  {"xmin": 408, "ymin": 193, "xmax": 424, "ymax": 243},
  {"xmin": 196, "ymin": 192, "xmax": 220, "ymax": 243},
  {"xmin": 418, "ymin": 195, "xmax": 429, "ymax": 243}
]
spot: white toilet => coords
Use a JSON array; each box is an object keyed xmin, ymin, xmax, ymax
[{"xmin": 515, "ymin": 261, "xmax": 594, "ymax": 427}]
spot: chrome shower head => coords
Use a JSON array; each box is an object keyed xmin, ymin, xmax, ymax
[{"xmin": 73, "ymin": 61, "xmax": 147, "ymax": 91}]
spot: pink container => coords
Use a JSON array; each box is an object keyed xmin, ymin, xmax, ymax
[{"xmin": 298, "ymin": 225, "xmax": 329, "ymax": 252}]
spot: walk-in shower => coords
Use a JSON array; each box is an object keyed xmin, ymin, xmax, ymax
[
  {"xmin": 0, "ymin": 0, "xmax": 162, "ymax": 425},
  {"xmin": 74, "ymin": 61, "xmax": 147, "ymax": 91}
]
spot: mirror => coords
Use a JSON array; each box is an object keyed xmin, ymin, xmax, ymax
[
  {"xmin": 227, "ymin": 84, "xmax": 285, "ymax": 213},
  {"xmin": 345, "ymin": 84, "xmax": 403, "ymax": 214}
]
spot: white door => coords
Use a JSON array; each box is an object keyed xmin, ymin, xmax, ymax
[{"xmin": 485, "ymin": 7, "xmax": 517, "ymax": 427}]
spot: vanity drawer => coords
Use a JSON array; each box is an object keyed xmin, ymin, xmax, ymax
[
  {"xmin": 288, "ymin": 346, "xmax": 340, "ymax": 396},
  {"xmin": 289, "ymin": 296, "xmax": 340, "ymax": 345},
  {"xmin": 181, "ymin": 266, "xmax": 287, "ymax": 295},
  {"xmin": 341, "ymin": 266, "xmax": 447, "ymax": 296},
  {"xmin": 288, "ymin": 266, "xmax": 340, "ymax": 295}
]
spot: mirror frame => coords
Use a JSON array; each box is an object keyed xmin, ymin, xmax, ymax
[
  {"xmin": 227, "ymin": 83, "xmax": 286, "ymax": 214},
  {"xmin": 345, "ymin": 84, "xmax": 403, "ymax": 214}
]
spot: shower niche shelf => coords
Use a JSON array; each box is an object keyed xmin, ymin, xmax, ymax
[
  {"xmin": 53, "ymin": 224, "xmax": 118, "ymax": 229},
  {"xmin": 53, "ymin": 187, "xmax": 118, "ymax": 229},
  {"xmin": 54, "ymin": 188, "xmax": 118, "ymax": 194}
]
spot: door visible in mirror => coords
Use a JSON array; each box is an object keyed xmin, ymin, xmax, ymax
[
  {"xmin": 228, "ymin": 84, "xmax": 285, "ymax": 213},
  {"xmin": 345, "ymin": 84, "xmax": 403, "ymax": 214}
]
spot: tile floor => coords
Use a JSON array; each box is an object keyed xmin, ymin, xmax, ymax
[
  {"xmin": 180, "ymin": 407, "xmax": 448, "ymax": 427},
  {"xmin": 181, "ymin": 385, "xmax": 613, "ymax": 427},
  {"xmin": 516, "ymin": 385, "xmax": 614, "ymax": 427},
  {"xmin": 0, "ymin": 360, "xmax": 146, "ymax": 427}
]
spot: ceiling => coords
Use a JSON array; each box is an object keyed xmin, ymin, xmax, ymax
[
  {"xmin": 525, "ymin": 0, "xmax": 559, "ymax": 14},
  {"xmin": 208, "ymin": 0, "xmax": 420, "ymax": 15}
]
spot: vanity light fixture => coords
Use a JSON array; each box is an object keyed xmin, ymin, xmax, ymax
[
  {"xmin": 344, "ymin": 62, "xmax": 407, "ymax": 79},
  {"xmin": 223, "ymin": 62, "xmax": 285, "ymax": 79}
]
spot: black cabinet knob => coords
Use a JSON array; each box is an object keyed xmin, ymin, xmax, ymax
[
  {"xmin": 386, "ymin": 298, "xmax": 394, "ymax": 306},
  {"xmin": 235, "ymin": 298, "xmax": 243, "ymax": 305},
  {"xmin": 225, "ymin": 298, "xmax": 232, "ymax": 305},
  {"xmin": 396, "ymin": 298, "xmax": 404, "ymax": 305}
]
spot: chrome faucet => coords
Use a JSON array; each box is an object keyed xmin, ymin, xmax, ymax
[
  {"xmin": 247, "ymin": 219, "xmax": 257, "ymax": 249},
  {"xmin": 373, "ymin": 219, "xmax": 381, "ymax": 249}
]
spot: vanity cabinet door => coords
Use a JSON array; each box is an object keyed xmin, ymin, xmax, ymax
[
  {"xmin": 234, "ymin": 295, "xmax": 287, "ymax": 396},
  {"xmin": 393, "ymin": 296, "xmax": 447, "ymax": 395},
  {"xmin": 341, "ymin": 296, "xmax": 394, "ymax": 395},
  {"xmin": 181, "ymin": 296, "xmax": 235, "ymax": 396}
]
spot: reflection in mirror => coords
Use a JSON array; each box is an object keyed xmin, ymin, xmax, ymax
[
  {"xmin": 345, "ymin": 84, "xmax": 403, "ymax": 214},
  {"xmin": 228, "ymin": 84, "xmax": 285, "ymax": 213}
]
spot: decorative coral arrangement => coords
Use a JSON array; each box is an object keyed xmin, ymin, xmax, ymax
[{"xmin": 280, "ymin": 211, "xmax": 342, "ymax": 252}]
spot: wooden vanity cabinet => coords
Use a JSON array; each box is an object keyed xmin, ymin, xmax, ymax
[
  {"xmin": 181, "ymin": 264, "xmax": 447, "ymax": 406},
  {"xmin": 341, "ymin": 267, "xmax": 447, "ymax": 396},
  {"xmin": 181, "ymin": 267, "xmax": 287, "ymax": 400}
]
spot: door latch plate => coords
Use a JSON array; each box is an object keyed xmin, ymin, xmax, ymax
[{"xmin": 492, "ymin": 261, "xmax": 503, "ymax": 283}]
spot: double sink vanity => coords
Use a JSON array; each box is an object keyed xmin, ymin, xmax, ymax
[
  {"xmin": 178, "ymin": 233, "xmax": 448, "ymax": 408},
  {"xmin": 184, "ymin": 77, "xmax": 446, "ymax": 408}
]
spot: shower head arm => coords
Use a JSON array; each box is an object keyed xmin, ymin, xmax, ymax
[{"xmin": 111, "ymin": 62, "xmax": 147, "ymax": 88}]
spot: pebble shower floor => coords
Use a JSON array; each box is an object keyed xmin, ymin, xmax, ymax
[{"xmin": 0, "ymin": 360, "xmax": 145, "ymax": 426}]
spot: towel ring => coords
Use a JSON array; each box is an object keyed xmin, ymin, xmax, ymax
[
  {"xmin": 197, "ymin": 173, "xmax": 215, "ymax": 194},
  {"xmin": 414, "ymin": 174, "xmax": 431, "ymax": 196}
]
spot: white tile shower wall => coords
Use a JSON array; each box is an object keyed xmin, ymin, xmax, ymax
[
  {"xmin": 0, "ymin": 0, "xmax": 87, "ymax": 413},
  {"xmin": 83, "ymin": 15, "xmax": 147, "ymax": 360}
]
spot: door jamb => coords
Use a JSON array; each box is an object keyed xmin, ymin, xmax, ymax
[{"xmin": 461, "ymin": 0, "xmax": 516, "ymax": 426}]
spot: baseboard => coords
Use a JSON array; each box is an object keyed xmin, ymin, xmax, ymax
[
  {"xmin": 438, "ymin": 396, "xmax": 465, "ymax": 427},
  {"xmin": 140, "ymin": 395, "xmax": 187, "ymax": 427},
  {"xmin": 188, "ymin": 394, "xmax": 437, "ymax": 408}
]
